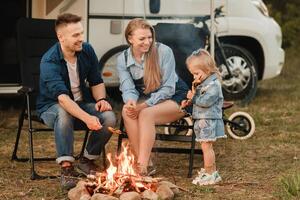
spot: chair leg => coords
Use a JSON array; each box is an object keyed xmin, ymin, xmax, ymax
[
  {"xmin": 188, "ymin": 130, "xmax": 197, "ymax": 178},
  {"xmin": 75, "ymin": 130, "xmax": 89, "ymax": 160},
  {"xmin": 11, "ymin": 107, "xmax": 25, "ymax": 161},
  {"xmin": 28, "ymin": 127, "xmax": 38, "ymax": 180}
]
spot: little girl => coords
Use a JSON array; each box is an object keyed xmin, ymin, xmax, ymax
[{"xmin": 181, "ymin": 49, "xmax": 226, "ymax": 185}]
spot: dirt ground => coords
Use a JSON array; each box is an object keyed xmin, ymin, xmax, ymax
[{"xmin": 0, "ymin": 48, "xmax": 299, "ymax": 200}]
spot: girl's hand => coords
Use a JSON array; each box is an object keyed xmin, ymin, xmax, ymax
[
  {"xmin": 194, "ymin": 73, "xmax": 207, "ymax": 84},
  {"xmin": 187, "ymin": 90, "xmax": 194, "ymax": 100},
  {"xmin": 180, "ymin": 99, "xmax": 191, "ymax": 109}
]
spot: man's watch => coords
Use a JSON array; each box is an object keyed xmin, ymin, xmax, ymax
[{"xmin": 96, "ymin": 98, "xmax": 108, "ymax": 103}]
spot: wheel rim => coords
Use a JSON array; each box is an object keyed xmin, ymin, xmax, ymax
[
  {"xmin": 168, "ymin": 118, "xmax": 190, "ymax": 135},
  {"xmin": 220, "ymin": 56, "xmax": 251, "ymax": 94},
  {"xmin": 229, "ymin": 116, "xmax": 251, "ymax": 137}
]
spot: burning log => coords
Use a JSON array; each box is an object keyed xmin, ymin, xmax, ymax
[{"xmin": 69, "ymin": 142, "xmax": 182, "ymax": 200}]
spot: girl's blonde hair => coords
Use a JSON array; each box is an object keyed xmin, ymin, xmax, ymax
[
  {"xmin": 125, "ymin": 18, "xmax": 161, "ymax": 94},
  {"xmin": 186, "ymin": 49, "xmax": 221, "ymax": 81}
]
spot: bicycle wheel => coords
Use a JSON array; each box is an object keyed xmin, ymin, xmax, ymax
[
  {"xmin": 164, "ymin": 117, "xmax": 193, "ymax": 136},
  {"xmin": 226, "ymin": 111, "xmax": 255, "ymax": 140},
  {"xmin": 215, "ymin": 44, "xmax": 258, "ymax": 105}
]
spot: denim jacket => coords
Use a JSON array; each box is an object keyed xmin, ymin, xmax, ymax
[
  {"xmin": 192, "ymin": 73, "xmax": 223, "ymax": 119},
  {"xmin": 36, "ymin": 42, "xmax": 103, "ymax": 116},
  {"xmin": 116, "ymin": 42, "xmax": 178, "ymax": 106}
]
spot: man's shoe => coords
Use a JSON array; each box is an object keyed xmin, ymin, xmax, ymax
[
  {"xmin": 77, "ymin": 157, "xmax": 100, "ymax": 175},
  {"xmin": 60, "ymin": 166, "xmax": 80, "ymax": 190}
]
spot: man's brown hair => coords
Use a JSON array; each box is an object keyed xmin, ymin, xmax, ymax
[{"xmin": 55, "ymin": 13, "xmax": 82, "ymax": 32}]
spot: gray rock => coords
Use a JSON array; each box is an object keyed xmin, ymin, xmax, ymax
[
  {"xmin": 91, "ymin": 193, "xmax": 119, "ymax": 200},
  {"xmin": 119, "ymin": 191, "xmax": 141, "ymax": 200},
  {"xmin": 156, "ymin": 184, "xmax": 174, "ymax": 200},
  {"xmin": 68, "ymin": 181, "xmax": 91, "ymax": 200},
  {"xmin": 141, "ymin": 190, "xmax": 158, "ymax": 200},
  {"xmin": 158, "ymin": 181, "xmax": 180, "ymax": 194}
]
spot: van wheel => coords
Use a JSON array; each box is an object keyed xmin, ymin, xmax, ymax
[
  {"xmin": 99, "ymin": 45, "xmax": 129, "ymax": 102},
  {"xmin": 215, "ymin": 44, "xmax": 258, "ymax": 105}
]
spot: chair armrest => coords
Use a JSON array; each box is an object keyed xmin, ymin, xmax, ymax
[{"xmin": 18, "ymin": 86, "xmax": 34, "ymax": 95}]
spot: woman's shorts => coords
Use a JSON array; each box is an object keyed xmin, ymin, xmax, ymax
[
  {"xmin": 194, "ymin": 119, "xmax": 226, "ymax": 142},
  {"xmin": 171, "ymin": 78, "xmax": 192, "ymax": 114}
]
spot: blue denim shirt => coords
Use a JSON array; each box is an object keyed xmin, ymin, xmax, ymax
[
  {"xmin": 117, "ymin": 43, "xmax": 178, "ymax": 106},
  {"xmin": 192, "ymin": 73, "xmax": 224, "ymax": 119},
  {"xmin": 36, "ymin": 42, "xmax": 103, "ymax": 116}
]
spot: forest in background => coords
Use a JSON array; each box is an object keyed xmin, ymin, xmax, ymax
[{"xmin": 265, "ymin": 0, "xmax": 300, "ymax": 48}]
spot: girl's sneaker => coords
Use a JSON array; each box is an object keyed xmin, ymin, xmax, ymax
[{"xmin": 192, "ymin": 171, "xmax": 222, "ymax": 185}]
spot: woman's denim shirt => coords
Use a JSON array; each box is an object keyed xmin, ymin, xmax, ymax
[
  {"xmin": 36, "ymin": 42, "xmax": 103, "ymax": 116},
  {"xmin": 192, "ymin": 73, "xmax": 223, "ymax": 119},
  {"xmin": 116, "ymin": 43, "xmax": 178, "ymax": 106}
]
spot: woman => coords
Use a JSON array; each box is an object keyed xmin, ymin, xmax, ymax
[{"xmin": 117, "ymin": 18, "xmax": 189, "ymax": 174}]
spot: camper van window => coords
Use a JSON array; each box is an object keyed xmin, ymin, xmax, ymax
[{"xmin": 150, "ymin": 0, "xmax": 160, "ymax": 14}]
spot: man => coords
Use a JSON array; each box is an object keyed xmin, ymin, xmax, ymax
[{"xmin": 36, "ymin": 13, "xmax": 116, "ymax": 189}]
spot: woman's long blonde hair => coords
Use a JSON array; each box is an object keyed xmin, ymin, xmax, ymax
[
  {"xmin": 186, "ymin": 49, "xmax": 221, "ymax": 81},
  {"xmin": 125, "ymin": 18, "xmax": 161, "ymax": 94}
]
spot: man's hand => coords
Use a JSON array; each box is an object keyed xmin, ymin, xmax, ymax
[
  {"xmin": 95, "ymin": 99, "xmax": 112, "ymax": 112},
  {"xmin": 85, "ymin": 115, "xmax": 102, "ymax": 130}
]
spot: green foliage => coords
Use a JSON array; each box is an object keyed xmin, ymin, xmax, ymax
[
  {"xmin": 265, "ymin": 0, "xmax": 300, "ymax": 48},
  {"xmin": 277, "ymin": 172, "xmax": 300, "ymax": 199}
]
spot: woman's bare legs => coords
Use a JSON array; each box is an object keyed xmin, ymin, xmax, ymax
[
  {"xmin": 137, "ymin": 100, "xmax": 185, "ymax": 168},
  {"xmin": 122, "ymin": 108, "xmax": 140, "ymax": 156}
]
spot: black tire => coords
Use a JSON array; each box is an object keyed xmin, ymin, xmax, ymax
[
  {"xmin": 99, "ymin": 45, "xmax": 129, "ymax": 102},
  {"xmin": 164, "ymin": 117, "xmax": 193, "ymax": 136},
  {"xmin": 215, "ymin": 44, "xmax": 258, "ymax": 105}
]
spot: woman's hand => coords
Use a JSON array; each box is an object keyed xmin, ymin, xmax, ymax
[
  {"xmin": 124, "ymin": 100, "xmax": 138, "ymax": 119},
  {"xmin": 124, "ymin": 100, "xmax": 148, "ymax": 119}
]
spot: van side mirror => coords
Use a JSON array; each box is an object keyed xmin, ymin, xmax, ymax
[{"xmin": 150, "ymin": 0, "xmax": 160, "ymax": 14}]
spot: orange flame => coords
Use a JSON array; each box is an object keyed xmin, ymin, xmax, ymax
[
  {"xmin": 90, "ymin": 142, "xmax": 154, "ymax": 194},
  {"xmin": 117, "ymin": 143, "xmax": 138, "ymax": 176},
  {"xmin": 103, "ymin": 143, "xmax": 140, "ymax": 188},
  {"xmin": 104, "ymin": 153, "xmax": 117, "ymax": 188}
]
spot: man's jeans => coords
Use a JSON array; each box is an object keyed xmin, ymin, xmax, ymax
[{"xmin": 40, "ymin": 102, "xmax": 116, "ymax": 164}]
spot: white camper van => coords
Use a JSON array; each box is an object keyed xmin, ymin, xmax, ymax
[{"xmin": 0, "ymin": 0, "xmax": 285, "ymax": 103}]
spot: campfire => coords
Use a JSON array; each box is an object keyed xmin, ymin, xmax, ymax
[
  {"xmin": 68, "ymin": 143, "xmax": 184, "ymax": 200},
  {"xmin": 85, "ymin": 143, "xmax": 159, "ymax": 195}
]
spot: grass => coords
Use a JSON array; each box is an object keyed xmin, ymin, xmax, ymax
[
  {"xmin": 0, "ymin": 47, "xmax": 299, "ymax": 199},
  {"xmin": 276, "ymin": 172, "xmax": 300, "ymax": 199}
]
